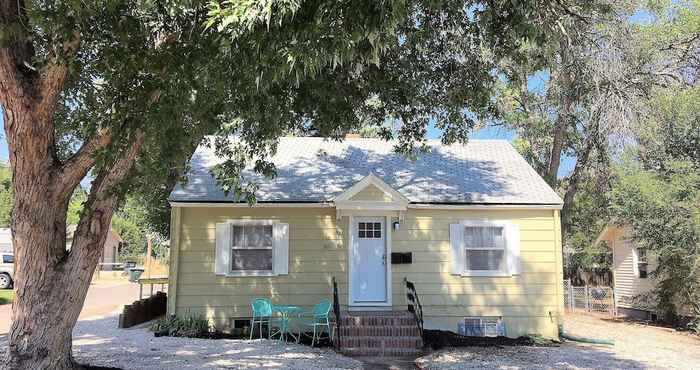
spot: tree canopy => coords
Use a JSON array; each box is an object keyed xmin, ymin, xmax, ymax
[
  {"xmin": 611, "ymin": 86, "xmax": 700, "ymax": 329},
  {"xmin": 2, "ymin": 1, "xmax": 601, "ymax": 368}
]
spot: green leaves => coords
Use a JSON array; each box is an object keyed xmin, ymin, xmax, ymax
[
  {"xmin": 10, "ymin": 0, "xmax": 615, "ymax": 225},
  {"xmin": 610, "ymin": 84, "xmax": 700, "ymax": 326},
  {"xmin": 207, "ymin": 0, "xmax": 302, "ymax": 32}
]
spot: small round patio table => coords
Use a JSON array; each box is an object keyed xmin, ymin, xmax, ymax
[{"xmin": 272, "ymin": 305, "xmax": 303, "ymax": 342}]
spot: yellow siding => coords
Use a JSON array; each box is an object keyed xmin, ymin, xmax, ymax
[
  {"xmin": 348, "ymin": 184, "xmax": 393, "ymax": 202},
  {"xmin": 170, "ymin": 206, "xmax": 563, "ymax": 338}
]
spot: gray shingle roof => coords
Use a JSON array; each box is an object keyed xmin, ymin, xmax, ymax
[{"xmin": 170, "ymin": 137, "xmax": 563, "ymax": 205}]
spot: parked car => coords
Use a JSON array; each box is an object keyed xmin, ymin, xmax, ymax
[{"xmin": 0, "ymin": 252, "xmax": 13, "ymax": 289}]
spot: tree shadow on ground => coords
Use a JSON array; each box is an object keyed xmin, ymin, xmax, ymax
[{"xmin": 1, "ymin": 315, "xmax": 361, "ymax": 369}]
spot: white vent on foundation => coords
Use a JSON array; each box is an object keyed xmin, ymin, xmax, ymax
[{"xmin": 458, "ymin": 316, "xmax": 505, "ymax": 337}]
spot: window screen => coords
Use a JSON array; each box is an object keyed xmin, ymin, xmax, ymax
[
  {"xmin": 464, "ymin": 226, "xmax": 506, "ymax": 273},
  {"xmin": 637, "ymin": 248, "xmax": 648, "ymax": 279},
  {"xmin": 231, "ymin": 224, "xmax": 273, "ymax": 272}
]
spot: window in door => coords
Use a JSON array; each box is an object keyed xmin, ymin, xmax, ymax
[{"xmin": 358, "ymin": 222, "xmax": 381, "ymax": 238}]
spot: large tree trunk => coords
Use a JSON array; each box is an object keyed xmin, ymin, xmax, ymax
[
  {"xmin": 1, "ymin": 81, "xmax": 141, "ymax": 369},
  {"xmin": 2, "ymin": 120, "xmax": 143, "ymax": 370},
  {"xmin": 546, "ymin": 45, "xmax": 575, "ymax": 186},
  {"xmin": 0, "ymin": 2, "xmax": 126, "ymax": 368}
]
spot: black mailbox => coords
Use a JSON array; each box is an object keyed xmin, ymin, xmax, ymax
[{"xmin": 391, "ymin": 252, "xmax": 412, "ymax": 264}]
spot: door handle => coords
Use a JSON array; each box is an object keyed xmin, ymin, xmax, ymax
[{"xmin": 382, "ymin": 254, "xmax": 386, "ymax": 265}]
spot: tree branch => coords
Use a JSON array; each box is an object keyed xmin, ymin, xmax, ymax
[
  {"xmin": 0, "ymin": 0, "xmax": 35, "ymax": 104},
  {"xmin": 67, "ymin": 129, "xmax": 145, "ymax": 257},
  {"xmin": 96, "ymin": 130, "xmax": 146, "ymax": 196},
  {"xmin": 35, "ymin": 31, "xmax": 81, "ymax": 122},
  {"xmin": 56, "ymin": 127, "xmax": 113, "ymax": 198}
]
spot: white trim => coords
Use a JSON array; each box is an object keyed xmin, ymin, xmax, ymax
[
  {"xmin": 170, "ymin": 202, "xmax": 334, "ymax": 208},
  {"xmin": 385, "ymin": 214, "xmax": 393, "ymax": 307},
  {"xmin": 348, "ymin": 306, "xmax": 393, "ymax": 312},
  {"xmin": 347, "ymin": 215, "xmax": 354, "ymax": 306},
  {"xmin": 347, "ymin": 216, "xmax": 392, "ymax": 307},
  {"xmin": 337, "ymin": 202, "xmax": 407, "ymax": 211},
  {"xmin": 171, "ymin": 201, "xmax": 562, "ymax": 210},
  {"xmin": 334, "ymin": 173, "xmax": 410, "ymax": 204},
  {"xmin": 459, "ymin": 219, "xmax": 512, "ymax": 277},
  {"xmin": 225, "ymin": 219, "xmax": 275, "ymax": 225},
  {"xmin": 408, "ymin": 203, "xmax": 563, "ymax": 210},
  {"xmin": 224, "ymin": 271, "xmax": 277, "ymax": 277},
  {"xmin": 224, "ymin": 219, "xmax": 276, "ymax": 277}
]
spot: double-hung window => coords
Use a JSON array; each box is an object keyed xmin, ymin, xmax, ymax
[
  {"xmin": 464, "ymin": 225, "xmax": 507, "ymax": 275},
  {"xmin": 230, "ymin": 223, "xmax": 273, "ymax": 273},
  {"xmin": 450, "ymin": 220, "xmax": 520, "ymax": 277},
  {"xmin": 636, "ymin": 247, "xmax": 648, "ymax": 279},
  {"xmin": 215, "ymin": 220, "xmax": 289, "ymax": 277}
]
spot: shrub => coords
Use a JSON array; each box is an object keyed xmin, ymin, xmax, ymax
[{"xmin": 151, "ymin": 313, "xmax": 211, "ymax": 338}]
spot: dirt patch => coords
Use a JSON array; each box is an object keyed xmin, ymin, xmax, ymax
[
  {"xmin": 423, "ymin": 329, "xmax": 556, "ymax": 350},
  {"xmin": 562, "ymin": 312, "xmax": 700, "ymax": 368},
  {"xmin": 416, "ymin": 313, "xmax": 700, "ymax": 369}
]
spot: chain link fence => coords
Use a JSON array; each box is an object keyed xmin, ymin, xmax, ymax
[{"xmin": 563, "ymin": 279, "xmax": 616, "ymax": 316}]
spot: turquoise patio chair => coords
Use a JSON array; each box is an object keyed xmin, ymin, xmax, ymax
[
  {"xmin": 250, "ymin": 298, "xmax": 275, "ymax": 339},
  {"xmin": 297, "ymin": 298, "xmax": 333, "ymax": 346}
]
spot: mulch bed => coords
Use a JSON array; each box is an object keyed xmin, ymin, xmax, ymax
[{"xmin": 423, "ymin": 329, "xmax": 558, "ymax": 350}]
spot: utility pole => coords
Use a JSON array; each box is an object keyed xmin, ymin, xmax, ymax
[{"xmin": 146, "ymin": 235, "xmax": 152, "ymax": 279}]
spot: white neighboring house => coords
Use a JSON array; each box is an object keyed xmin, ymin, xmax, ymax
[
  {"xmin": 0, "ymin": 228, "xmax": 11, "ymax": 253},
  {"xmin": 594, "ymin": 224, "xmax": 658, "ymax": 320},
  {"xmin": 0, "ymin": 226, "xmax": 123, "ymax": 270},
  {"xmin": 66, "ymin": 225, "xmax": 123, "ymax": 270},
  {"xmin": 0, "ymin": 228, "xmax": 13, "ymax": 289}
]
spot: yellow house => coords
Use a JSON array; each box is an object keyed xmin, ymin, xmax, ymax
[{"xmin": 167, "ymin": 137, "xmax": 564, "ymax": 354}]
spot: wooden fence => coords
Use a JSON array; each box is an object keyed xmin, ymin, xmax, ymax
[{"xmin": 119, "ymin": 291, "xmax": 167, "ymax": 328}]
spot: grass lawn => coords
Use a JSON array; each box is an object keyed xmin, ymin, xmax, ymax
[{"xmin": 0, "ymin": 290, "xmax": 13, "ymax": 305}]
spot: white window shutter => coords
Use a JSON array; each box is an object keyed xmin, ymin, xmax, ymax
[
  {"xmin": 449, "ymin": 223, "xmax": 464, "ymax": 275},
  {"xmin": 273, "ymin": 223, "xmax": 289, "ymax": 275},
  {"xmin": 632, "ymin": 247, "xmax": 640, "ymax": 277},
  {"xmin": 215, "ymin": 223, "xmax": 231, "ymax": 275},
  {"xmin": 506, "ymin": 223, "xmax": 521, "ymax": 275}
]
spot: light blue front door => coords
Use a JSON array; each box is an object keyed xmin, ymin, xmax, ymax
[{"xmin": 352, "ymin": 217, "xmax": 387, "ymax": 302}]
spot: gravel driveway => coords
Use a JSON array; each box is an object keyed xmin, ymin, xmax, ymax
[
  {"xmin": 0, "ymin": 314, "xmax": 362, "ymax": 370},
  {"xmin": 416, "ymin": 313, "xmax": 700, "ymax": 370}
]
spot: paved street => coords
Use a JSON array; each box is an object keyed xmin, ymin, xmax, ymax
[{"xmin": 0, "ymin": 280, "xmax": 141, "ymax": 335}]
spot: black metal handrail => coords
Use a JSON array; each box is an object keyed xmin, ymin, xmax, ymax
[
  {"xmin": 331, "ymin": 276, "xmax": 342, "ymax": 350},
  {"xmin": 405, "ymin": 277, "xmax": 424, "ymax": 338}
]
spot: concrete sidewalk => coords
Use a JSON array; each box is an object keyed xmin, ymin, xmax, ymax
[{"xmin": 0, "ymin": 280, "xmax": 141, "ymax": 335}]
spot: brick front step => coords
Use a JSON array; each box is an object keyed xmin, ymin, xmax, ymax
[
  {"xmin": 336, "ymin": 311, "xmax": 423, "ymax": 357},
  {"xmin": 339, "ymin": 316, "xmax": 417, "ymax": 327},
  {"xmin": 339, "ymin": 325, "xmax": 421, "ymax": 337},
  {"xmin": 341, "ymin": 347, "xmax": 423, "ymax": 357},
  {"xmin": 339, "ymin": 336, "xmax": 423, "ymax": 349}
]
